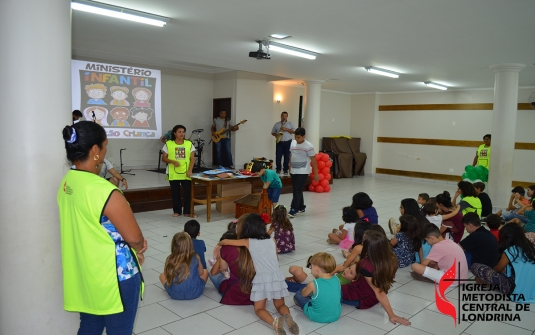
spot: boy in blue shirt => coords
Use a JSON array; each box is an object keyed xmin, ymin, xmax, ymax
[
  {"xmin": 258, "ymin": 168, "xmax": 282, "ymax": 208},
  {"xmin": 184, "ymin": 220, "xmax": 206, "ymax": 269}
]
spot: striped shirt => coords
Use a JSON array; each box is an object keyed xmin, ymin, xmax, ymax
[{"xmin": 290, "ymin": 139, "xmax": 315, "ymax": 174}]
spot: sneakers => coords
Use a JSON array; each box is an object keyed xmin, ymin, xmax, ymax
[
  {"xmin": 288, "ymin": 209, "xmax": 297, "ymax": 218},
  {"xmin": 283, "ymin": 171, "xmax": 289, "ymax": 176},
  {"xmin": 388, "ymin": 218, "xmax": 399, "ymax": 235},
  {"xmin": 297, "ymin": 207, "xmax": 306, "ymax": 214}
]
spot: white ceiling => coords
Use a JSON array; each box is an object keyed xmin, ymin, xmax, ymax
[{"xmin": 72, "ymin": 0, "xmax": 535, "ymax": 94}]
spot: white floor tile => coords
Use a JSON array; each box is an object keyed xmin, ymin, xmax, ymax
[
  {"xmin": 314, "ymin": 315, "xmax": 386, "ymax": 335},
  {"xmin": 133, "ymin": 304, "xmax": 181, "ymax": 334},
  {"xmin": 346, "ymin": 304, "xmax": 412, "ymax": 331},
  {"xmin": 158, "ymin": 295, "xmax": 221, "ymax": 318},
  {"xmin": 205, "ymin": 304, "xmax": 259, "ymax": 328},
  {"xmin": 161, "ymin": 313, "xmax": 233, "ymax": 335},
  {"xmin": 409, "ymin": 309, "xmax": 470, "ymax": 335}
]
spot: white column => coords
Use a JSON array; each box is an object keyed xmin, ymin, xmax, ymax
[
  {"xmin": 303, "ymin": 80, "xmax": 324, "ymax": 150},
  {"xmin": 488, "ymin": 63, "xmax": 525, "ymax": 208},
  {"xmin": 0, "ymin": 0, "xmax": 76, "ymax": 333}
]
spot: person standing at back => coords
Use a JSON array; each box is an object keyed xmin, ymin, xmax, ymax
[
  {"xmin": 473, "ymin": 134, "xmax": 491, "ymax": 169},
  {"xmin": 288, "ymin": 128, "xmax": 319, "ymax": 218},
  {"xmin": 271, "ymin": 111, "xmax": 296, "ymax": 176},
  {"xmin": 211, "ymin": 110, "xmax": 239, "ymax": 169}
]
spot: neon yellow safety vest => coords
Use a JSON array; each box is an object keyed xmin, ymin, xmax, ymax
[
  {"xmin": 57, "ymin": 170, "xmax": 141, "ymax": 314},
  {"xmin": 476, "ymin": 144, "xmax": 491, "ymax": 169},
  {"xmin": 461, "ymin": 196, "xmax": 482, "ymax": 217},
  {"xmin": 166, "ymin": 140, "xmax": 193, "ymax": 181}
]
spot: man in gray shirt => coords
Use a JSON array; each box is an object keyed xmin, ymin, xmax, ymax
[
  {"xmin": 271, "ymin": 111, "xmax": 296, "ymax": 175},
  {"xmin": 211, "ymin": 110, "xmax": 239, "ymax": 168}
]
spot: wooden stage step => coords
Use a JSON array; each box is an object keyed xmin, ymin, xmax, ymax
[{"xmin": 124, "ymin": 175, "xmax": 312, "ymax": 213}]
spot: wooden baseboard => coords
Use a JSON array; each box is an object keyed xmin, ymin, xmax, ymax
[
  {"xmin": 375, "ymin": 168, "xmax": 533, "ymax": 188},
  {"xmin": 377, "ymin": 137, "xmax": 535, "ymax": 150},
  {"xmin": 378, "ymin": 103, "xmax": 531, "ymax": 111}
]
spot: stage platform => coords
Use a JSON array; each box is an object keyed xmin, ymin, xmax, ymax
[{"xmin": 122, "ymin": 169, "xmax": 315, "ymax": 213}]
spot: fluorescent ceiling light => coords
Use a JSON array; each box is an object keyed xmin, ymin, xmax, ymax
[
  {"xmin": 269, "ymin": 41, "xmax": 318, "ymax": 60},
  {"xmin": 364, "ymin": 66, "xmax": 399, "ymax": 78},
  {"xmin": 424, "ymin": 81, "xmax": 448, "ymax": 90},
  {"xmin": 270, "ymin": 34, "xmax": 291, "ymax": 39},
  {"xmin": 71, "ymin": 0, "xmax": 169, "ymax": 27}
]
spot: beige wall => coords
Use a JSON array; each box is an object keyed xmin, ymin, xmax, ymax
[
  {"xmin": 350, "ymin": 93, "xmax": 378, "ymax": 174},
  {"xmin": 372, "ymin": 88, "xmax": 535, "ymax": 183},
  {"xmin": 319, "ymin": 91, "xmax": 352, "ymax": 140}
]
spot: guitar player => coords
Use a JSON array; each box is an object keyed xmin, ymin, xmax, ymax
[{"xmin": 211, "ymin": 110, "xmax": 239, "ymax": 169}]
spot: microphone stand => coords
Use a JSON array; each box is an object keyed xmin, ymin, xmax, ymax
[{"xmin": 120, "ymin": 148, "xmax": 135, "ymax": 175}]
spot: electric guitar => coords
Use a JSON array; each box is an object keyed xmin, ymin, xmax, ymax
[{"xmin": 211, "ymin": 119, "xmax": 247, "ymax": 143}]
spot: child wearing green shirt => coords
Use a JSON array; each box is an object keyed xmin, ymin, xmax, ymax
[{"xmin": 258, "ymin": 168, "xmax": 282, "ymax": 207}]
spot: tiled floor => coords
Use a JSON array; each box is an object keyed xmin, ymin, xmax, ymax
[{"xmin": 129, "ymin": 173, "xmax": 535, "ymax": 335}]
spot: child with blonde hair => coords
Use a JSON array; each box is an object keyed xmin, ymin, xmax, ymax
[
  {"xmin": 268, "ymin": 205, "xmax": 295, "ymax": 253},
  {"xmin": 293, "ymin": 252, "xmax": 342, "ymax": 323},
  {"xmin": 160, "ymin": 232, "xmax": 208, "ymax": 300}
]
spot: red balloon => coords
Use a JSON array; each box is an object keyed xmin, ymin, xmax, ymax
[
  {"xmin": 321, "ymin": 167, "xmax": 330, "ymax": 175},
  {"xmin": 325, "ymin": 173, "xmax": 332, "ymax": 181},
  {"xmin": 318, "ymin": 173, "xmax": 325, "ymax": 181},
  {"xmin": 315, "ymin": 185, "xmax": 324, "ymax": 193},
  {"xmin": 325, "ymin": 160, "xmax": 332, "ymax": 168},
  {"xmin": 308, "ymin": 185, "xmax": 315, "ymax": 192},
  {"xmin": 315, "ymin": 154, "xmax": 322, "ymax": 162},
  {"xmin": 320, "ymin": 179, "xmax": 329, "ymax": 187},
  {"xmin": 321, "ymin": 154, "xmax": 329, "ymax": 162},
  {"xmin": 311, "ymin": 180, "xmax": 319, "ymax": 187},
  {"xmin": 317, "ymin": 161, "xmax": 326, "ymax": 169},
  {"xmin": 324, "ymin": 185, "xmax": 331, "ymax": 192}
]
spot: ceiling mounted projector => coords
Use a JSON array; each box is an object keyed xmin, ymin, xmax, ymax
[{"xmin": 249, "ymin": 40, "xmax": 271, "ymax": 60}]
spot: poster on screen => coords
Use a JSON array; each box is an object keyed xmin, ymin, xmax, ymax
[{"xmin": 72, "ymin": 60, "xmax": 162, "ymax": 139}]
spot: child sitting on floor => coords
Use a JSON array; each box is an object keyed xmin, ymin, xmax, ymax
[
  {"xmin": 411, "ymin": 224, "xmax": 468, "ymax": 284},
  {"xmin": 418, "ymin": 193, "xmax": 429, "ymax": 209},
  {"xmin": 160, "ymin": 232, "xmax": 209, "ymax": 300},
  {"xmin": 268, "ymin": 205, "xmax": 295, "ymax": 253},
  {"xmin": 293, "ymin": 252, "xmax": 342, "ymax": 323},
  {"xmin": 327, "ymin": 206, "xmax": 358, "ymax": 257},
  {"xmin": 390, "ymin": 215, "xmax": 421, "ymax": 268},
  {"xmin": 184, "ymin": 220, "xmax": 206, "ymax": 269},
  {"xmin": 286, "ymin": 258, "xmax": 357, "ymax": 291},
  {"xmin": 485, "ymin": 214, "xmax": 502, "ymax": 242}
]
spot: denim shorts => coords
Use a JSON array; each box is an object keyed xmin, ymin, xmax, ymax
[{"xmin": 268, "ymin": 188, "xmax": 281, "ymax": 203}]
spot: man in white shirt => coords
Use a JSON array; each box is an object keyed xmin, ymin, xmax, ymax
[
  {"xmin": 271, "ymin": 111, "xmax": 296, "ymax": 176},
  {"xmin": 288, "ymin": 127, "xmax": 319, "ymax": 218}
]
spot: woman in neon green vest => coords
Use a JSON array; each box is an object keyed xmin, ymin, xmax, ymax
[
  {"xmin": 453, "ymin": 181, "xmax": 483, "ymax": 217},
  {"xmin": 57, "ymin": 121, "xmax": 147, "ymax": 334},
  {"xmin": 472, "ymin": 134, "xmax": 491, "ymax": 169},
  {"xmin": 162, "ymin": 124, "xmax": 197, "ymax": 217}
]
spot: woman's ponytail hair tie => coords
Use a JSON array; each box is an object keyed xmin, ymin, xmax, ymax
[{"xmin": 66, "ymin": 128, "xmax": 77, "ymax": 144}]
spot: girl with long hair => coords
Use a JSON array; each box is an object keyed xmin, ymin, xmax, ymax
[
  {"xmin": 390, "ymin": 215, "xmax": 421, "ymax": 268},
  {"xmin": 209, "ymin": 214, "xmax": 255, "ymax": 305},
  {"xmin": 160, "ymin": 232, "xmax": 208, "ymax": 300},
  {"xmin": 268, "ymin": 205, "xmax": 295, "ymax": 253},
  {"xmin": 219, "ymin": 214, "xmax": 299, "ymax": 335},
  {"xmin": 471, "ymin": 223, "xmax": 535, "ymax": 302},
  {"xmin": 341, "ymin": 231, "xmax": 411, "ymax": 326},
  {"xmin": 436, "ymin": 191, "xmax": 464, "ymax": 243}
]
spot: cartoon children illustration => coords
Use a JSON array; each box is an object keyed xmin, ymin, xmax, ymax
[
  {"xmin": 85, "ymin": 84, "xmax": 108, "ymax": 105},
  {"xmin": 83, "ymin": 106, "xmax": 109, "ymax": 126},
  {"xmin": 110, "ymin": 107, "xmax": 130, "ymax": 127},
  {"xmin": 110, "ymin": 86, "xmax": 130, "ymax": 106},
  {"xmin": 132, "ymin": 87, "xmax": 152, "ymax": 107},
  {"xmin": 130, "ymin": 107, "xmax": 153, "ymax": 127}
]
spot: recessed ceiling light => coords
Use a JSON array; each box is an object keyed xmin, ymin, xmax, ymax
[
  {"xmin": 269, "ymin": 34, "xmax": 291, "ymax": 39},
  {"xmin": 424, "ymin": 81, "xmax": 448, "ymax": 90},
  {"xmin": 269, "ymin": 41, "xmax": 318, "ymax": 60},
  {"xmin": 71, "ymin": 0, "xmax": 169, "ymax": 27},
  {"xmin": 364, "ymin": 66, "xmax": 400, "ymax": 78}
]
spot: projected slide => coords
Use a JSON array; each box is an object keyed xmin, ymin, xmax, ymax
[{"xmin": 72, "ymin": 60, "xmax": 162, "ymax": 139}]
